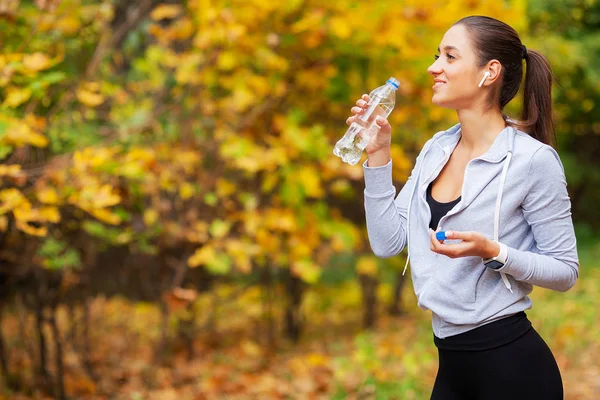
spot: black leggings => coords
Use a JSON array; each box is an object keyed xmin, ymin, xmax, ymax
[{"xmin": 431, "ymin": 327, "xmax": 563, "ymax": 400}]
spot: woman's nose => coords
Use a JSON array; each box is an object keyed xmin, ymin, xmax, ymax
[
  {"xmin": 427, "ymin": 58, "xmax": 442, "ymax": 75},
  {"xmin": 427, "ymin": 61, "xmax": 442, "ymax": 76}
]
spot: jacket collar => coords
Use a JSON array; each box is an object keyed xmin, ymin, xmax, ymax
[{"xmin": 435, "ymin": 123, "xmax": 516, "ymax": 163}]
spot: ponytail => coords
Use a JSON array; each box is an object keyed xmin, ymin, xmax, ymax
[{"xmin": 519, "ymin": 50, "xmax": 556, "ymax": 147}]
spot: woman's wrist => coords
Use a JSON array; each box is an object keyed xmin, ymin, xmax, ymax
[
  {"xmin": 366, "ymin": 149, "xmax": 391, "ymax": 167},
  {"xmin": 483, "ymin": 239, "xmax": 501, "ymax": 260}
]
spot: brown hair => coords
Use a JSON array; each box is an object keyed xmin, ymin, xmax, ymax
[{"xmin": 454, "ymin": 16, "xmax": 556, "ymax": 147}]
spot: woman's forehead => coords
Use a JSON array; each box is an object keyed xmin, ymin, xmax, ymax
[{"xmin": 439, "ymin": 24, "xmax": 472, "ymax": 54}]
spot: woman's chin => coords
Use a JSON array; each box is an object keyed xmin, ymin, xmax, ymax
[{"xmin": 431, "ymin": 96, "xmax": 452, "ymax": 108}]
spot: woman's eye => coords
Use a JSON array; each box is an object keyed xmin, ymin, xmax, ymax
[{"xmin": 434, "ymin": 54, "xmax": 455, "ymax": 61}]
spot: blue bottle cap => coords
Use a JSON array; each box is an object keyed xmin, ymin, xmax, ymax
[
  {"xmin": 436, "ymin": 231, "xmax": 447, "ymax": 241},
  {"xmin": 386, "ymin": 77, "xmax": 400, "ymax": 89}
]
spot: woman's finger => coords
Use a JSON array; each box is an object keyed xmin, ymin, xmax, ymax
[
  {"xmin": 346, "ymin": 116, "xmax": 355, "ymax": 126},
  {"xmin": 444, "ymin": 231, "xmax": 473, "ymax": 241},
  {"xmin": 351, "ymin": 106, "xmax": 363, "ymax": 114},
  {"xmin": 375, "ymin": 116, "xmax": 389, "ymax": 128},
  {"xmin": 430, "ymin": 229, "xmax": 442, "ymax": 250}
]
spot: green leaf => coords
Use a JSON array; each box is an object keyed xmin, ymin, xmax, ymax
[
  {"xmin": 206, "ymin": 253, "xmax": 232, "ymax": 275},
  {"xmin": 0, "ymin": 144, "xmax": 13, "ymax": 160},
  {"xmin": 204, "ymin": 192, "xmax": 218, "ymax": 206}
]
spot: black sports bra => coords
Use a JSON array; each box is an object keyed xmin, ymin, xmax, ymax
[{"xmin": 426, "ymin": 182, "xmax": 461, "ymax": 230}]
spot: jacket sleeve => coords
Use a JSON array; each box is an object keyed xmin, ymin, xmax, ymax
[
  {"xmin": 363, "ymin": 141, "xmax": 430, "ymax": 258},
  {"xmin": 497, "ymin": 146, "xmax": 579, "ymax": 292}
]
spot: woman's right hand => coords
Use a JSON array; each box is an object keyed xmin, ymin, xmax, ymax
[{"xmin": 346, "ymin": 94, "xmax": 393, "ymax": 157}]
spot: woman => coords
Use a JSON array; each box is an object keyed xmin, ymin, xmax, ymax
[{"xmin": 347, "ymin": 16, "xmax": 579, "ymax": 399}]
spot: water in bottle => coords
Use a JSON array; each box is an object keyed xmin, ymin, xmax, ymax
[{"xmin": 333, "ymin": 77, "xmax": 400, "ymax": 165}]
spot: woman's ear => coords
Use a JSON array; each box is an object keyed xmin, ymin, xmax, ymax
[
  {"xmin": 479, "ymin": 60, "xmax": 502, "ymax": 87},
  {"xmin": 478, "ymin": 71, "xmax": 491, "ymax": 87}
]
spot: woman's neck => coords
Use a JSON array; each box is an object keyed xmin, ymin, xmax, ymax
[{"xmin": 456, "ymin": 107, "xmax": 507, "ymax": 156}]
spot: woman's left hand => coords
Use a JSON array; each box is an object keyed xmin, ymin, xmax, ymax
[{"xmin": 429, "ymin": 229, "xmax": 500, "ymax": 259}]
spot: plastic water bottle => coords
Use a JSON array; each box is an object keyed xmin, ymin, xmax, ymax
[{"xmin": 333, "ymin": 77, "xmax": 400, "ymax": 165}]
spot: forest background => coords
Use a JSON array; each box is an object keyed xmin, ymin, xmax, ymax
[{"xmin": 0, "ymin": 0, "xmax": 599, "ymax": 399}]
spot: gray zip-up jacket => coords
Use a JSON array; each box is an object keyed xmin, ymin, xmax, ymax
[{"xmin": 363, "ymin": 123, "xmax": 579, "ymax": 339}]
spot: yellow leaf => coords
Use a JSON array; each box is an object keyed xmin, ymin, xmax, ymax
[
  {"xmin": 76, "ymin": 88, "xmax": 104, "ymax": 107},
  {"xmin": 23, "ymin": 52, "xmax": 52, "ymax": 71},
  {"xmin": 40, "ymin": 206, "xmax": 60, "ymax": 223},
  {"xmin": 144, "ymin": 208, "xmax": 158, "ymax": 226},
  {"xmin": 188, "ymin": 245, "xmax": 215, "ymax": 268},
  {"xmin": 36, "ymin": 186, "xmax": 59, "ymax": 204},
  {"xmin": 291, "ymin": 11, "xmax": 324, "ymax": 34},
  {"xmin": 329, "ymin": 17, "xmax": 351, "ymax": 39},
  {"xmin": 0, "ymin": 116, "xmax": 48, "ymax": 148},
  {"xmin": 55, "ymin": 16, "xmax": 81, "ymax": 35},
  {"xmin": 217, "ymin": 51, "xmax": 237, "ymax": 71},
  {"xmin": 3, "ymin": 87, "xmax": 32, "ymax": 108},
  {"xmin": 0, "ymin": 188, "xmax": 27, "ymax": 214},
  {"xmin": 225, "ymin": 239, "xmax": 259, "ymax": 274},
  {"xmin": 173, "ymin": 17, "xmax": 195, "ymax": 40},
  {"xmin": 295, "ymin": 165, "xmax": 324, "ymax": 198},
  {"xmin": 261, "ymin": 174, "xmax": 279, "ymax": 193},
  {"xmin": 233, "ymin": 254, "xmax": 252, "ymax": 274},
  {"xmin": 179, "ymin": 182, "xmax": 195, "ymax": 200},
  {"xmin": 357, "ymin": 256, "xmax": 378, "ymax": 277},
  {"xmin": 290, "ymin": 239, "xmax": 311, "ymax": 259},
  {"xmin": 291, "ymin": 260, "xmax": 321, "ymax": 284},
  {"xmin": 115, "ymin": 231, "xmax": 132, "ymax": 244},
  {"xmin": 175, "ymin": 54, "xmax": 203, "ymax": 84},
  {"xmin": 0, "ymin": 164, "xmax": 22, "ymax": 177},
  {"xmin": 265, "ymin": 209, "xmax": 296, "ymax": 232},
  {"xmin": 241, "ymin": 340, "xmax": 262, "ymax": 357},
  {"xmin": 307, "ymin": 353, "xmax": 329, "ymax": 367},
  {"xmin": 150, "ymin": 4, "xmax": 182, "ymax": 20},
  {"xmin": 216, "ymin": 178, "xmax": 235, "ymax": 198},
  {"xmin": 93, "ymin": 185, "xmax": 121, "ymax": 208},
  {"xmin": 16, "ymin": 220, "xmax": 47, "ymax": 237},
  {"xmin": 90, "ymin": 209, "xmax": 121, "ymax": 225}
]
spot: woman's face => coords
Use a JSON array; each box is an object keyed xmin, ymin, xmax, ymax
[{"xmin": 427, "ymin": 24, "xmax": 487, "ymax": 110}]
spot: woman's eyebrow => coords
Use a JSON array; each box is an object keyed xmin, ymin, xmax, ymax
[{"xmin": 437, "ymin": 45, "xmax": 461, "ymax": 53}]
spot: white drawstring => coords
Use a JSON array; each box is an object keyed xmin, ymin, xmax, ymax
[{"xmin": 495, "ymin": 151, "xmax": 513, "ymax": 292}]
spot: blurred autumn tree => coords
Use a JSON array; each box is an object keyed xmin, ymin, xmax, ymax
[
  {"xmin": 525, "ymin": 0, "xmax": 600, "ymax": 231},
  {"xmin": 1, "ymin": 0, "xmax": 596, "ymax": 398}
]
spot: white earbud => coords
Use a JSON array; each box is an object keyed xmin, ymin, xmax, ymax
[{"xmin": 478, "ymin": 71, "xmax": 491, "ymax": 88}]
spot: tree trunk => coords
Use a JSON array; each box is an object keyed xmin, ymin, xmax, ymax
[
  {"xmin": 153, "ymin": 301, "xmax": 170, "ymax": 363},
  {"xmin": 35, "ymin": 293, "xmax": 50, "ymax": 383},
  {"xmin": 261, "ymin": 265, "xmax": 276, "ymax": 349},
  {"xmin": 0, "ymin": 301, "xmax": 9, "ymax": 381},
  {"xmin": 48, "ymin": 307, "xmax": 66, "ymax": 400},
  {"xmin": 284, "ymin": 271, "xmax": 304, "ymax": 343},
  {"xmin": 66, "ymin": 304, "xmax": 79, "ymax": 352},
  {"xmin": 388, "ymin": 271, "xmax": 407, "ymax": 316},
  {"xmin": 359, "ymin": 274, "xmax": 378, "ymax": 329},
  {"xmin": 16, "ymin": 294, "xmax": 36, "ymax": 374},
  {"xmin": 82, "ymin": 298, "xmax": 98, "ymax": 382}
]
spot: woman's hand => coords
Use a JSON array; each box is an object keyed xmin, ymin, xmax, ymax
[
  {"xmin": 346, "ymin": 94, "xmax": 392, "ymax": 156},
  {"xmin": 429, "ymin": 229, "xmax": 500, "ymax": 260}
]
